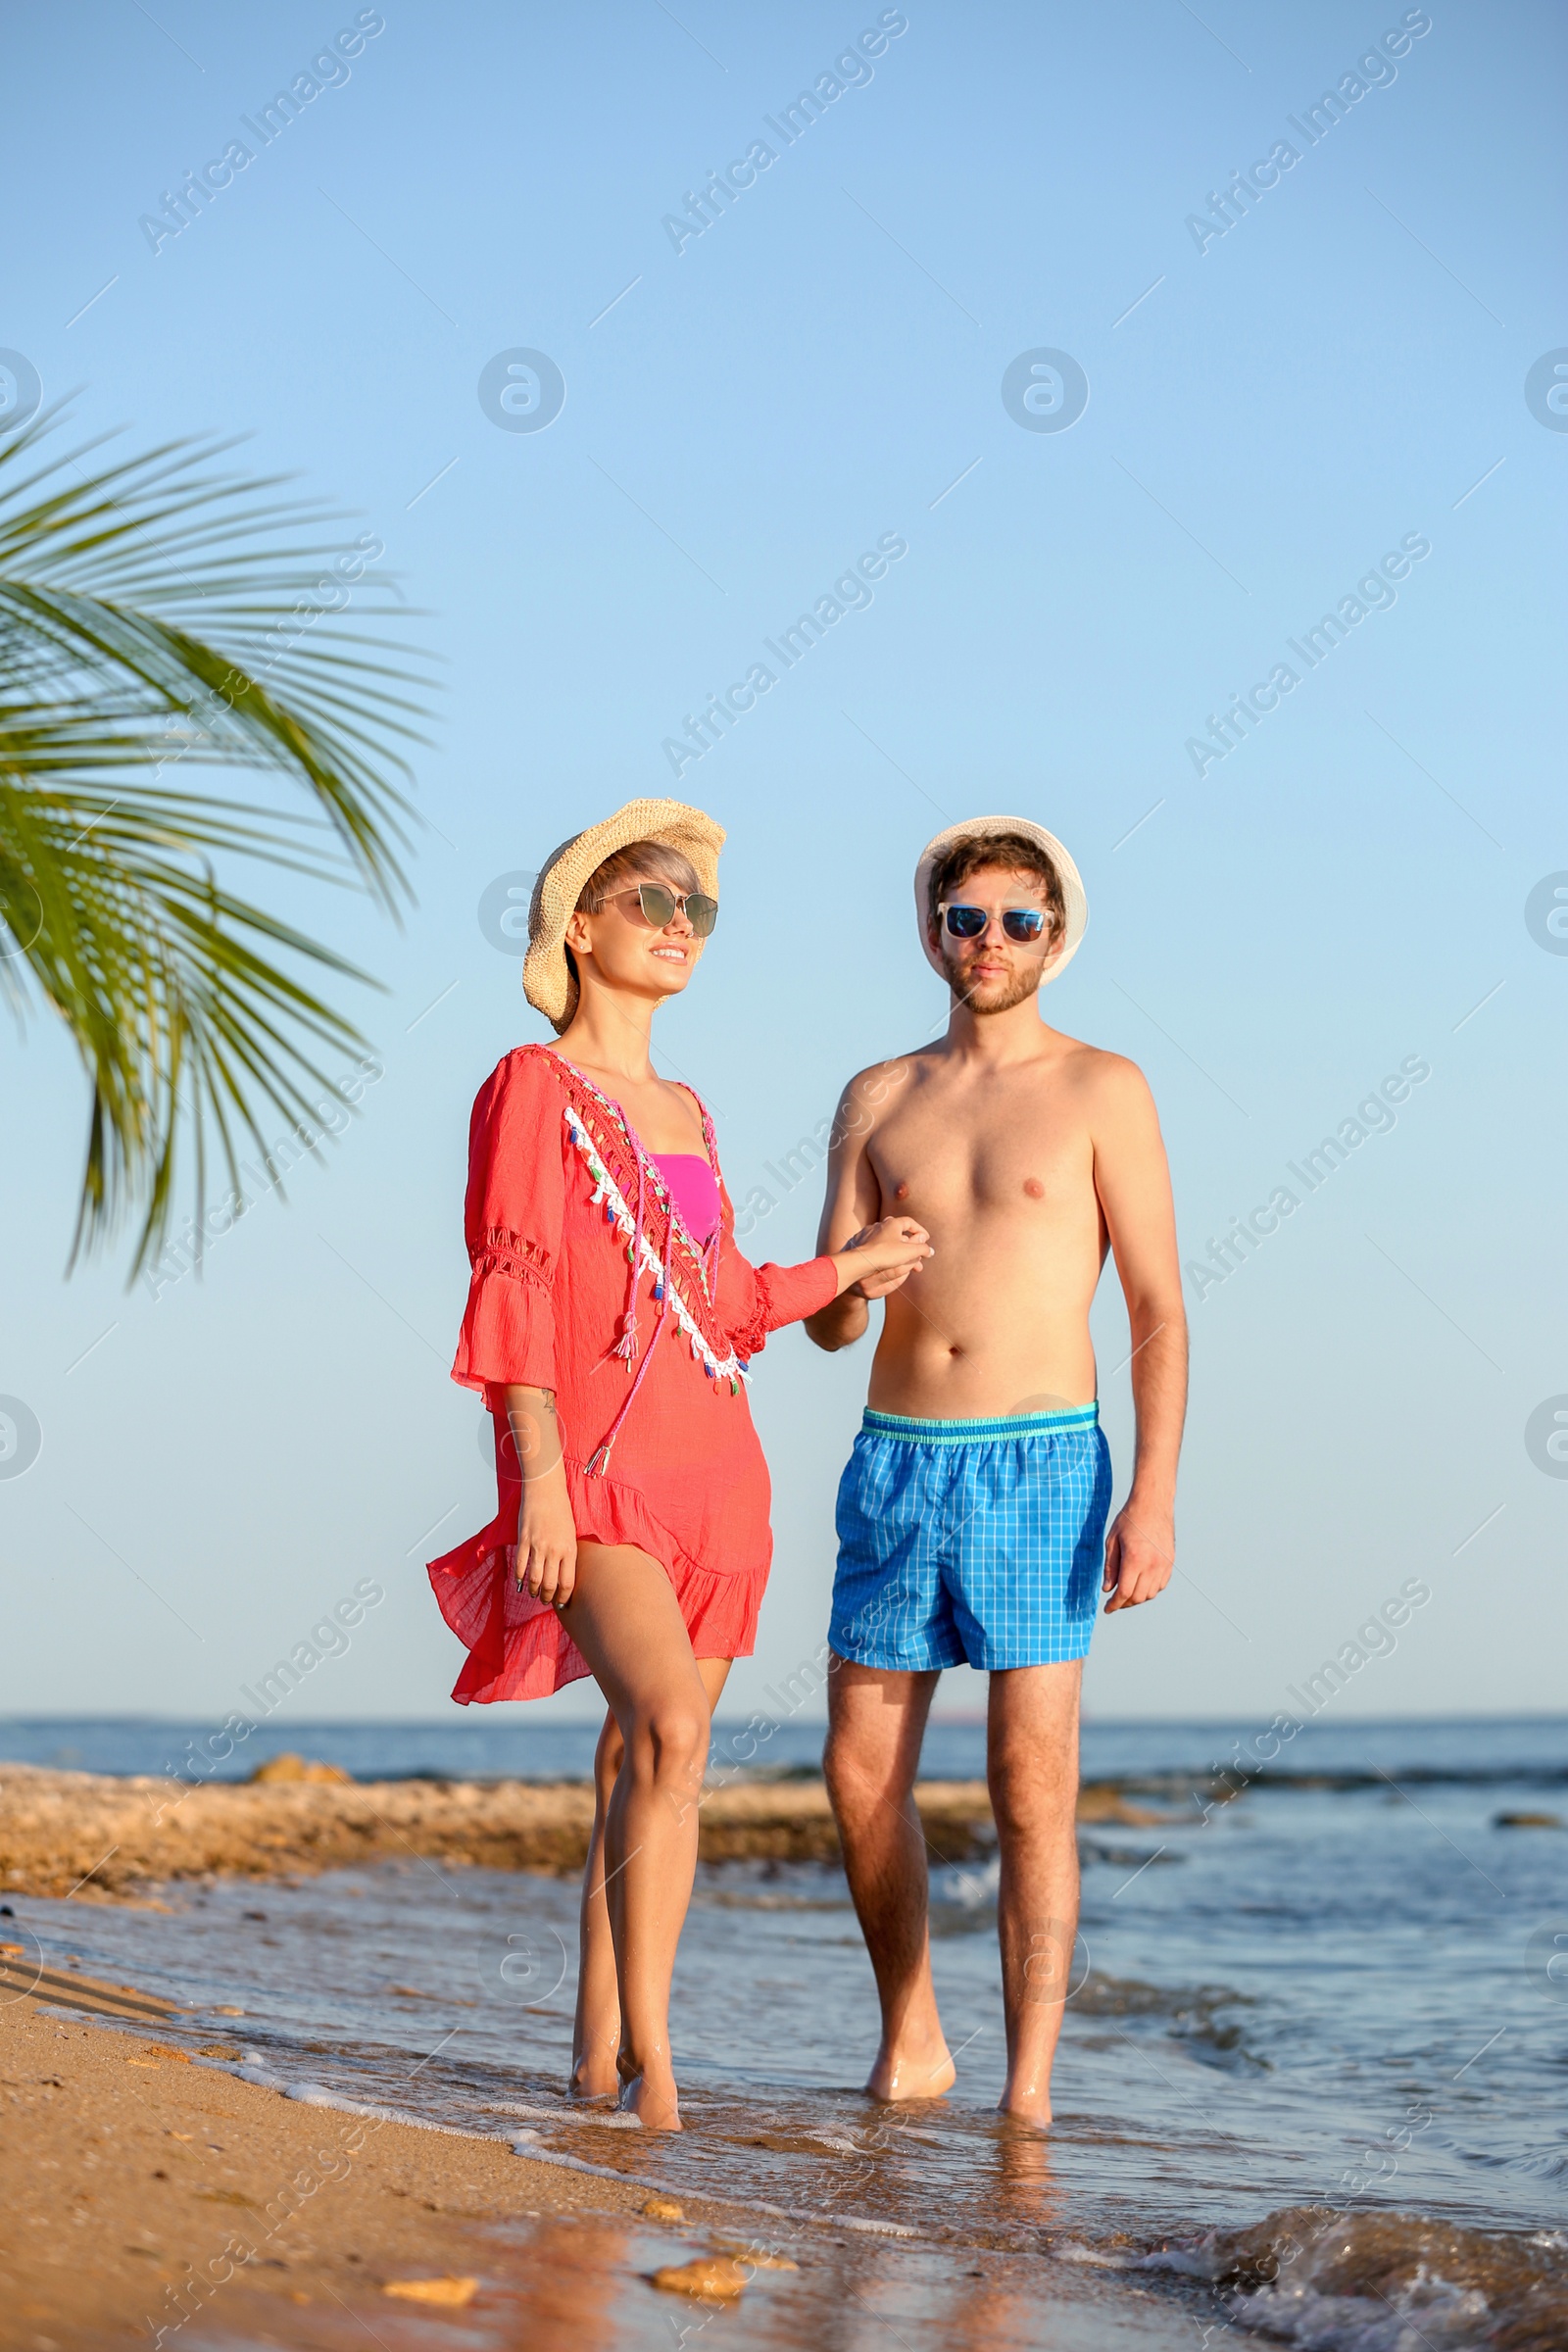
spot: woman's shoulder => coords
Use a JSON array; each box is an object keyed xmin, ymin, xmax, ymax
[
  {"xmin": 484, "ymin": 1041, "xmax": 569, "ymax": 1091},
  {"xmin": 472, "ymin": 1042, "xmax": 572, "ymax": 1122}
]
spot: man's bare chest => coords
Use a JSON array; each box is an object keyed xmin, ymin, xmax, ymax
[{"xmin": 870, "ymin": 1080, "xmax": 1095, "ymax": 1222}]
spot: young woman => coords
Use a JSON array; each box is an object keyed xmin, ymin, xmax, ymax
[{"xmin": 427, "ymin": 798, "xmax": 930, "ymax": 2130}]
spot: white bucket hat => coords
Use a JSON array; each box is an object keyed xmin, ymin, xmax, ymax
[{"xmin": 913, "ymin": 814, "xmax": 1088, "ymax": 985}]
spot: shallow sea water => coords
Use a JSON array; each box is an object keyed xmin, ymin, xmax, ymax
[{"xmin": 6, "ymin": 1716, "xmax": 1566, "ymax": 2347}]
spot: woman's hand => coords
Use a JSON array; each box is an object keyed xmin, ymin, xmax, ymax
[
  {"xmin": 503, "ymin": 1385, "xmax": 577, "ymax": 1604},
  {"xmin": 516, "ymin": 1467, "xmax": 579, "ymax": 1604},
  {"xmin": 831, "ymin": 1215, "xmax": 933, "ymax": 1301}
]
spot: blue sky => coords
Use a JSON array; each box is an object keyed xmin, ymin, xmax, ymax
[{"xmin": 2, "ymin": 1, "xmax": 1564, "ymax": 1731}]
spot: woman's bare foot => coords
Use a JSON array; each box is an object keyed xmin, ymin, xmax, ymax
[
  {"xmin": 569, "ymin": 2020, "xmax": 623, "ymax": 2100},
  {"xmin": 568, "ymin": 2056, "xmax": 620, "ymax": 2100},
  {"xmin": 865, "ymin": 2029, "xmax": 956, "ymax": 2101},
  {"xmin": 618, "ymin": 2067, "xmax": 682, "ymax": 2131}
]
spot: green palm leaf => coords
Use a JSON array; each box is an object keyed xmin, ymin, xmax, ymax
[{"xmin": 0, "ymin": 411, "xmax": 434, "ymax": 1275}]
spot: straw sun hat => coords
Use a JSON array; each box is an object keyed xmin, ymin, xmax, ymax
[
  {"xmin": 912, "ymin": 814, "xmax": 1089, "ymax": 986},
  {"xmin": 523, "ymin": 797, "xmax": 725, "ymax": 1032}
]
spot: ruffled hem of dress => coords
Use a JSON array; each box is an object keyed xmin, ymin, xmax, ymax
[{"xmin": 425, "ymin": 1462, "xmax": 768, "ymax": 1705}]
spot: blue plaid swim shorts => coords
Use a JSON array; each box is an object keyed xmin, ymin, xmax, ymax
[{"xmin": 828, "ymin": 1404, "xmax": 1112, "ymax": 1672}]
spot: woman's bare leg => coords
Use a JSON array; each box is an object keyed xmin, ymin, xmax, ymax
[
  {"xmin": 569, "ymin": 1649, "xmax": 731, "ymax": 2100},
  {"xmin": 570, "ymin": 1706, "xmax": 625, "ymax": 2097},
  {"xmin": 557, "ymin": 1540, "xmax": 729, "ymax": 2130}
]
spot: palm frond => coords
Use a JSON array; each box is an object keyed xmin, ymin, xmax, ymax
[{"xmin": 0, "ymin": 408, "xmax": 436, "ymax": 1274}]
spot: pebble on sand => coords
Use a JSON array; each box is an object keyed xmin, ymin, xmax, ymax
[
  {"xmin": 382, "ymin": 2276, "xmax": 478, "ymax": 2307},
  {"xmin": 641, "ymin": 2194, "xmax": 686, "ymax": 2222},
  {"xmin": 712, "ymin": 2240, "xmax": 798, "ymax": 2270},
  {"xmin": 651, "ymin": 2256, "xmax": 748, "ymax": 2301}
]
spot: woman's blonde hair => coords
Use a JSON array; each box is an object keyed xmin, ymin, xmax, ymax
[{"xmin": 575, "ymin": 839, "xmax": 700, "ymax": 913}]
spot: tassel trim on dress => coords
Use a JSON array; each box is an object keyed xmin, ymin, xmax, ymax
[{"xmin": 563, "ymin": 1102, "xmax": 750, "ymax": 1401}]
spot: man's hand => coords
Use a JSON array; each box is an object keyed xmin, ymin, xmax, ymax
[
  {"xmin": 852, "ymin": 1262, "xmax": 914, "ymax": 1298},
  {"xmin": 833, "ymin": 1215, "xmax": 932, "ymax": 1300},
  {"xmin": 1093, "ymin": 1060, "xmax": 1188, "ymax": 1612},
  {"xmin": 1102, "ymin": 1497, "xmax": 1174, "ymax": 1613}
]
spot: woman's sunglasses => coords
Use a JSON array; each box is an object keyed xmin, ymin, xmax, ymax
[
  {"xmin": 939, "ymin": 902, "xmax": 1052, "ymax": 944},
  {"xmin": 612, "ymin": 883, "xmax": 718, "ymax": 939}
]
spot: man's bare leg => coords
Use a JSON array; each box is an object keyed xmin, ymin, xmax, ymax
[
  {"xmin": 824, "ymin": 1655, "xmax": 956, "ymax": 2100},
  {"xmin": 571, "ymin": 1654, "xmax": 731, "ymax": 2100},
  {"xmin": 988, "ymin": 1659, "xmax": 1083, "ymax": 2127}
]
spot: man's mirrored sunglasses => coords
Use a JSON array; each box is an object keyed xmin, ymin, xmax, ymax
[{"xmin": 939, "ymin": 902, "xmax": 1052, "ymax": 944}]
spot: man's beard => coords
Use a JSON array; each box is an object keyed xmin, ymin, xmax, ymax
[{"xmin": 943, "ymin": 950, "xmax": 1043, "ymax": 1015}]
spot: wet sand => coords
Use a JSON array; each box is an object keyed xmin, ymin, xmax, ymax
[
  {"xmin": 0, "ymin": 1750, "xmax": 1183, "ymax": 2352},
  {"xmin": 0, "ymin": 1964, "xmax": 1209, "ymax": 2351},
  {"xmin": 0, "ymin": 1763, "xmax": 1163, "ymax": 1898},
  {"xmin": 0, "ymin": 1962, "xmax": 634, "ymax": 2348}
]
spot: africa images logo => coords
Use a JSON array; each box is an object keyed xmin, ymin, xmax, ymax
[
  {"xmin": 0, "ymin": 1397, "xmax": 42, "ymax": 1481},
  {"xmin": 1524, "ymin": 1398, "xmax": 1568, "ymax": 1481},
  {"xmin": 1525, "ymin": 873, "xmax": 1568, "ymax": 955},
  {"xmin": 1524, "ymin": 351, "xmax": 1568, "ymax": 431},
  {"xmin": 478, "ymin": 872, "xmax": 539, "ymax": 955},
  {"xmin": 477, "ymin": 353, "xmax": 565, "ymax": 434},
  {"xmin": 1001, "ymin": 350, "xmax": 1090, "ymax": 434},
  {"xmin": 0, "ymin": 351, "xmax": 42, "ymax": 432}
]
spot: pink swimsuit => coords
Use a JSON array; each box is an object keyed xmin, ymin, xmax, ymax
[{"xmin": 652, "ymin": 1152, "xmax": 721, "ymax": 1248}]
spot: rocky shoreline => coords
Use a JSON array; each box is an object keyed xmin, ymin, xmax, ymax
[{"xmin": 0, "ymin": 1761, "xmax": 1164, "ymax": 1900}]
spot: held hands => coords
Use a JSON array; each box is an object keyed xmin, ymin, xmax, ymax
[
  {"xmin": 1102, "ymin": 1496, "xmax": 1175, "ymax": 1613},
  {"xmin": 834, "ymin": 1215, "xmax": 934, "ymax": 1300}
]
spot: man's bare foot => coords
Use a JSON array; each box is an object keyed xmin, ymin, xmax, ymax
[
  {"xmin": 618, "ymin": 2068, "xmax": 682, "ymax": 2131},
  {"xmin": 865, "ymin": 2031, "xmax": 956, "ymax": 2101},
  {"xmin": 997, "ymin": 2082, "xmax": 1053, "ymax": 2129}
]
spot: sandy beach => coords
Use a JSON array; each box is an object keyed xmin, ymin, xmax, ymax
[
  {"xmin": 6, "ymin": 1738, "xmax": 1561, "ymax": 2349},
  {"xmin": 0, "ymin": 1957, "xmax": 1211, "ymax": 2352},
  {"xmin": 0, "ymin": 1963, "xmax": 652, "ymax": 2349},
  {"xmin": 0, "ymin": 1760, "xmax": 1216, "ymax": 2350}
]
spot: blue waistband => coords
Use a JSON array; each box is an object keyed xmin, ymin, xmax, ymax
[{"xmin": 861, "ymin": 1402, "xmax": 1099, "ymax": 1446}]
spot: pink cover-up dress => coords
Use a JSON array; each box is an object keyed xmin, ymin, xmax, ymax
[{"xmin": 426, "ymin": 1046, "xmax": 838, "ymax": 1704}]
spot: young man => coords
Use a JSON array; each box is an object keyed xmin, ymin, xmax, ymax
[{"xmin": 806, "ymin": 815, "xmax": 1187, "ymax": 2128}]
